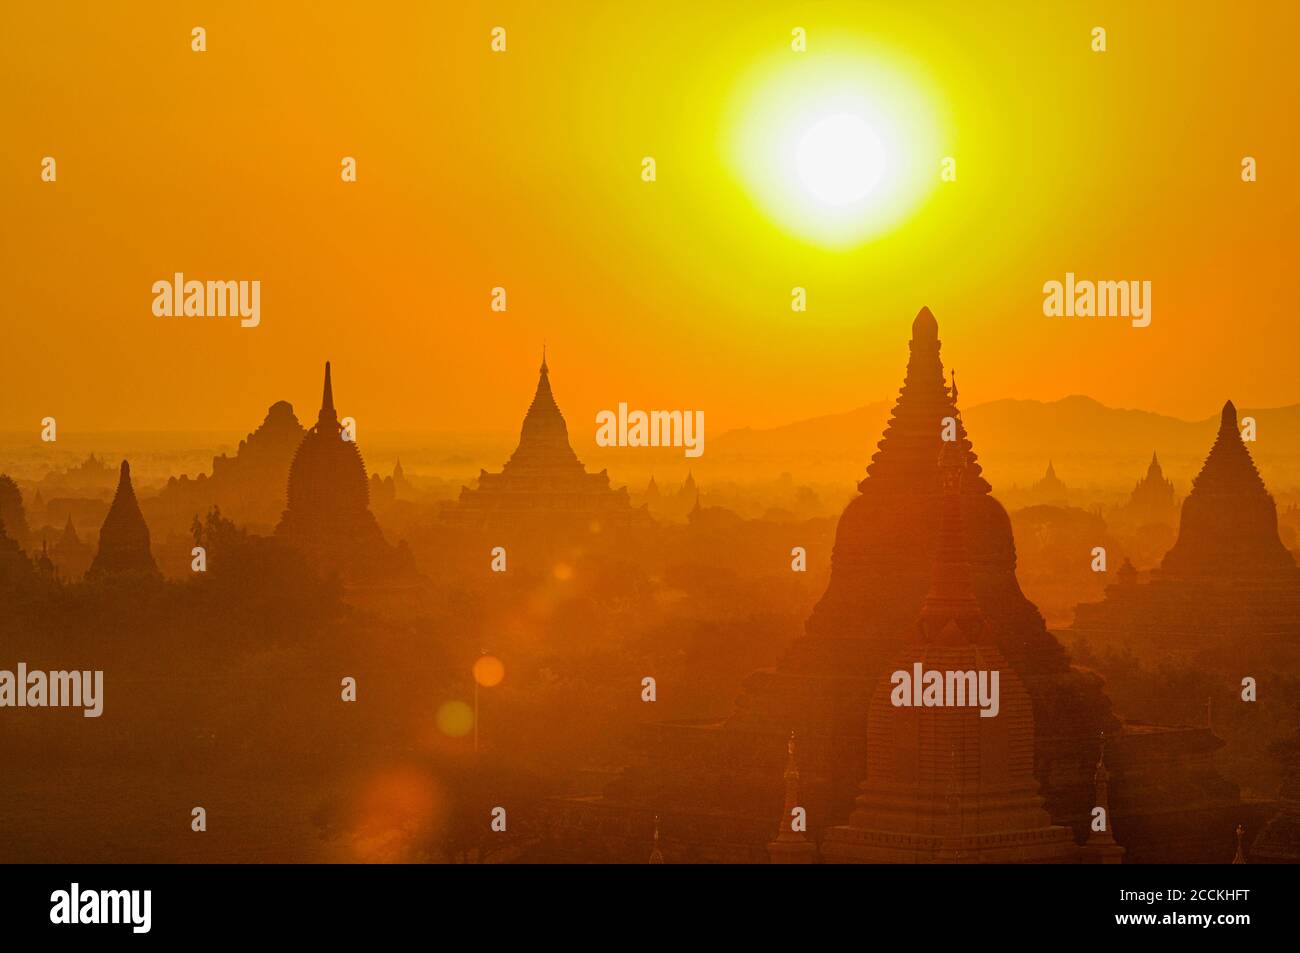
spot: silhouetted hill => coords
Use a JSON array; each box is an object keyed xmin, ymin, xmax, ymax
[{"xmin": 712, "ymin": 396, "xmax": 1300, "ymax": 492}]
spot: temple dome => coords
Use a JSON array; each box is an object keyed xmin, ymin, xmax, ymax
[
  {"xmin": 282, "ymin": 362, "xmax": 371, "ymax": 525},
  {"xmin": 275, "ymin": 363, "xmax": 403, "ymax": 579}
]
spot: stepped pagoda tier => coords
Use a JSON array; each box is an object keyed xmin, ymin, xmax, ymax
[
  {"xmin": 275, "ymin": 363, "xmax": 405, "ymax": 580},
  {"xmin": 822, "ymin": 444, "xmax": 1077, "ymax": 863},
  {"xmin": 88, "ymin": 461, "xmax": 158, "ymax": 578},
  {"xmin": 447, "ymin": 354, "xmax": 643, "ymax": 530},
  {"xmin": 1070, "ymin": 401, "xmax": 1300, "ymax": 654},
  {"xmin": 1114, "ymin": 452, "xmax": 1177, "ymax": 527},
  {"xmin": 544, "ymin": 308, "xmax": 1240, "ymax": 863}
]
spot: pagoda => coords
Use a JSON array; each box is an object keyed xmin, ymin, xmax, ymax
[
  {"xmin": 767, "ymin": 733, "xmax": 818, "ymax": 864},
  {"xmin": 549, "ymin": 307, "xmax": 1241, "ymax": 863},
  {"xmin": 87, "ymin": 461, "xmax": 158, "ymax": 578},
  {"xmin": 50, "ymin": 515, "xmax": 93, "ymax": 581},
  {"xmin": 1114, "ymin": 452, "xmax": 1177, "ymax": 527},
  {"xmin": 1029, "ymin": 461, "xmax": 1070, "ymax": 505},
  {"xmin": 159, "ymin": 399, "xmax": 305, "ymax": 526},
  {"xmin": 722, "ymin": 307, "xmax": 1113, "ymax": 826},
  {"xmin": 822, "ymin": 443, "xmax": 1077, "ymax": 863},
  {"xmin": 275, "ymin": 363, "xmax": 403, "ymax": 580},
  {"xmin": 1069, "ymin": 401, "xmax": 1300, "ymax": 653},
  {"xmin": 447, "ymin": 353, "xmax": 643, "ymax": 531}
]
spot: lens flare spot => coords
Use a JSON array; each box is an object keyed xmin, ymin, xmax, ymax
[
  {"xmin": 473, "ymin": 655, "xmax": 505, "ymax": 687},
  {"xmin": 436, "ymin": 700, "xmax": 475, "ymax": 737}
]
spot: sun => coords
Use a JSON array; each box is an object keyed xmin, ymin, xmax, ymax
[
  {"xmin": 797, "ymin": 113, "xmax": 887, "ymax": 207},
  {"xmin": 725, "ymin": 41, "xmax": 946, "ymax": 248}
]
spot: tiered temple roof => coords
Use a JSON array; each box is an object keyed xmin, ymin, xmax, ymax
[
  {"xmin": 88, "ymin": 461, "xmax": 158, "ymax": 578},
  {"xmin": 448, "ymin": 354, "xmax": 642, "ymax": 529}
]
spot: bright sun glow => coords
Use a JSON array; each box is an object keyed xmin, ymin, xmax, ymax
[
  {"xmin": 797, "ymin": 114, "xmax": 886, "ymax": 207},
  {"xmin": 726, "ymin": 42, "xmax": 946, "ymax": 248}
]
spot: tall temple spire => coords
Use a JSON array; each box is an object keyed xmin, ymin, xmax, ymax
[
  {"xmin": 317, "ymin": 361, "xmax": 338, "ymax": 431},
  {"xmin": 88, "ymin": 460, "xmax": 158, "ymax": 578},
  {"xmin": 510, "ymin": 350, "xmax": 571, "ymax": 462},
  {"xmin": 860, "ymin": 307, "xmax": 990, "ymax": 493},
  {"xmin": 1080, "ymin": 732, "xmax": 1126, "ymax": 863},
  {"xmin": 767, "ymin": 732, "xmax": 817, "ymax": 863}
]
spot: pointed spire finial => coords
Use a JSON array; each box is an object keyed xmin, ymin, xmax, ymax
[
  {"xmin": 950, "ymin": 369, "xmax": 958, "ymax": 403},
  {"xmin": 541, "ymin": 344, "xmax": 548, "ymax": 374},
  {"xmin": 911, "ymin": 306, "xmax": 938, "ymax": 343},
  {"xmin": 317, "ymin": 362, "xmax": 339, "ymax": 430},
  {"xmin": 1220, "ymin": 400, "xmax": 1238, "ymax": 434}
]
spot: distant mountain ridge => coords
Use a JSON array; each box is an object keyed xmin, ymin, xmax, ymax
[{"xmin": 711, "ymin": 395, "xmax": 1300, "ymax": 490}]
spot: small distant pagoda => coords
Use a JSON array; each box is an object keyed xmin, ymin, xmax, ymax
[
  {"xmin": 1029, "ymin": 461, "xmax": 1069, "ymax": 505},
  {"xmin": 87, "ymin": 461, "xmax": 158, "ymax": 578},
  {"xmin": 51, "ymin": 515, "xmax": 93, "ymax": 581},
  {"xmin": 768, "ymin": 733, "xmax": 818, "ymax": 864},
  {"xmin": 448, "ymin": 352, "xmax": 643, "ymax": 531},
  {"xmin": 1114, "ymin": 452, "xmax": 1177, "ymax": 527},
  {"xmin": 822, "ymin": 443, "xmax": 1077, "ymax": 864},
  {"xmin": 1070, "ymin": 401, "xmax": 1300, "ymax": 654},
  {"xmin": 275, "ymin": 363, "xmax": 406, "ymax": 580}
]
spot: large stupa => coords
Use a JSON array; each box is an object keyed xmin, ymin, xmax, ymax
[
  {"xmin": 822, "ymin": 442, "xmax": 1078, "ymax": 863},
  {"xmin": 542, "ymin": 308, "xmax": 1240, "ymax": 863},
  {"xmin": 87, "ymin": 461, "xmax": 158, "ymax": 578},
  {"xmin": 275, "ymin": 363, "xmax": 404, "ymax": 580}
]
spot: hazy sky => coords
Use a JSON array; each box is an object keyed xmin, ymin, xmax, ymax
[{"xmin": 3, "ymin": 2, "xmax": 1294, "ymax": 436}]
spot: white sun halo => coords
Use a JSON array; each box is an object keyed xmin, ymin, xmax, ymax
[{"xmin": 796, "ymin": 113, "xmax": 886, "ymax": 207}]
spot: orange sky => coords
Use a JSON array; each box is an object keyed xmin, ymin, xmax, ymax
[{"xmin": 2, "ymin": 2, "xmax": 1295, "ymax": 438}]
